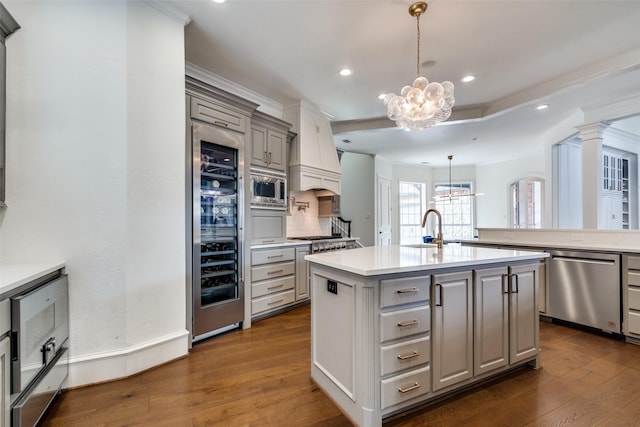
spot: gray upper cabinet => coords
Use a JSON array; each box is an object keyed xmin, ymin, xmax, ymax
[
  {"xmin": 251, "ymin": 111, "xmax": 291, "ymax": 172},
  {"xmin": 0, "ymin": 3, "xmax": 20, "ymax": 207}
]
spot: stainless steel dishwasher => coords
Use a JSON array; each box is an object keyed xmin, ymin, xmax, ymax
[{"xmin": 548, "ymin": 250, "xmax": 621, "ymax": 333}]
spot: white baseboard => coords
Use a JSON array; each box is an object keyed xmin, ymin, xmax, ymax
[{"xmin": 66, "ymin": 329, "xmax": 189, "ymax": 388}]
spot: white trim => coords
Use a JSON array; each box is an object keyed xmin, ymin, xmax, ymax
[
  {"xmin": 67, "ymin": 329, "xmax": 189, "ymax": 387},
  {"xmin": 144, "ymin": 1, "xmax": 193, "ymax": 25},
  {"xmin": 185, "ymin": 62, "xmax": 284, "ymax": 119}
]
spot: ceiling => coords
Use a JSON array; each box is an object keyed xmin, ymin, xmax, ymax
[{"xmin": 166, "ymin": 0, "xmax": 640, "ymax": 167}]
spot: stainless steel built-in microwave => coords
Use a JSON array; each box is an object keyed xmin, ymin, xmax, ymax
[{"xmin": 250, "ymin": 168, "xmax": 287, "ymax": 210}]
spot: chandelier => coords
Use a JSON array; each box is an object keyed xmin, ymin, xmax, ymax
[{"xmin": 383, "ymin": 2, "xmax": 454, "ymax": 131}]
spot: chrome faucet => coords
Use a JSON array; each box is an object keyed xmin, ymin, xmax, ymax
[{"xmin": 422, "ymin": 208, "xmax": 443, "ymax": 249}]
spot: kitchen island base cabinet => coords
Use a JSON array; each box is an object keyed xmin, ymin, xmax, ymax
[{"xmin": 309, "ymin": 254, "xmax": 542, "ymax": 427}]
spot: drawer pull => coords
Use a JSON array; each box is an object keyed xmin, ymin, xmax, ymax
[
  {"xmin": 396, "ymin": 287, "xmax": 419, "ymax": 294},
  {"xmin": 262, "ymin": 240, "xmax": 275, "ymax": 243},
  {"xmin": 397, "ymin": 319, "xmax": 419, "ymax": 327},
  {"xmin": 267, "ymin": 299, "xmax": 284, "ymax": 306},
  {"xmin": 397, "ymin": 351, "xmax": 420, "ymax": 360},
  {"xmin": 267, "ymin": 254, "xmax": 284, "ymax": 259},
  {"xmin": 214, "ymin": 120, "xmax": 229, "ymax": 128},
  {"xmin": 398, "ymin": 382, "xmax": 420, "ymax": 393},
  {"xmin": 267, "ymin": 284, "xmax": 284, "ymax": 290},
  {"xmin": 267, "ymin": 269, "xmax": 284, "ymax": 275}
]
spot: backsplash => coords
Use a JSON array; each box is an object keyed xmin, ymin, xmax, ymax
[{"xmin": 286, "ymin": 191, "xmax": 331, "ymax": 237}]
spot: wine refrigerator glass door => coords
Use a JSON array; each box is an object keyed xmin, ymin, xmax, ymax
[{"xmin": 192, "ymin": 122, "xmax": 244, "ymax": 340}]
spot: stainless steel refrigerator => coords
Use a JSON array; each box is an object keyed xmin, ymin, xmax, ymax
[{"xmin": 190, "ymin": 121, "xmax": 245, "ymax": 341}]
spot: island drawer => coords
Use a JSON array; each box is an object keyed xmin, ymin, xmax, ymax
[
  {"xmin": 251, "ymin": 261, "xmax": 295, "ymax": 282},
  {"xmin": 252, "ymin": 248, "xmax": 295, "ymax": 265},
  {"xmin": 380, "ymin": 366, "xmax": 430, "ymax": 411},
  {"xmin": 380, "ymin": 276, "xmax": 429, "ymax": 308},
  {"xmin": 380, "ymin": 336, "xmax": 430, "ymax": 377},
  {"xmin": 252, "ymin": 276, "xmax": 295, "ymax": 299},
  {"xmin": 0, "ymin": 299, "xmax": 9, "ymax": 335},
  {"xmin": 252, "ymin": 289, "xmax": 295, "ymax": 315},
  {"xmin": 380, "ymin": 305, "xmax": 430, "ymax": 343}
]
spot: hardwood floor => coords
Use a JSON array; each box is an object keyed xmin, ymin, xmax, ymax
[{"xmin": 40, "ymin": 305, "xmax": 640, "ymax": 426}]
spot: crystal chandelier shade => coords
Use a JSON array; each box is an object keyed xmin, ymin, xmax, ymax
[{"xmin": 383, "ymin": 2, "xmax": 455, "ymax": 131}]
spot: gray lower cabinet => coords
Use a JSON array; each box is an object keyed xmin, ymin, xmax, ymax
[
  {"xmin": 474, "ymin": 263, "xmax": 539, "ymax": 376},
  {"xmin": 431, "ymin": 271, "xmax": 473, "ymax": 391},
  {"xmin": 624, "ymin": 255, "xmax": 640, "ymax": 339},
  {"xmin": 295, "ymin": 245, "xmax": 311, "ymax": 301},
  {"xmin": 1, "ymin": 299, "xmax": 9, "ymax": 427},
  {"xmin": 379, "ymin": 275, "xmax": 431, "ymax": 411}
]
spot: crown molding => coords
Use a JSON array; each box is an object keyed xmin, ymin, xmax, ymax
[
  {"xmin": 144, "ymin": 1, "xmax": 193, "ymax": 26},
  {"xmin": 185, "ymin": 62, "xmax": 284, "ymax": 119}
]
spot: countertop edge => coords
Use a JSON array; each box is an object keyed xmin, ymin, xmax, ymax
[
  {"xmin": 306, "ymin": 247, "xmax": 547, "ymax": 277},
  {"xmin": 0, "ymin": 261, "xmax": 66, "ymax": 299}
]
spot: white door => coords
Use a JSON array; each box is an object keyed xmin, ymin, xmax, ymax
[{"xmin": 377, "ymin": 175, "xmax": 392, "ymax": 246}]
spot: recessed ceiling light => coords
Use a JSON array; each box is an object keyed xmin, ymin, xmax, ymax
[
  {"xmin": 212, "ymin": 0, "xmax": 226, "ymax": 3},
  {"xmin": 339, "ymin": 68, "xmax": 353, "ymax": 76},
  {"xmin": 536, "ymin": 104, "xmax": 549, "ymax": 110},
  {"xmin": 461, "ymin": 75, "xmax": 475, "ymax": 83},
  {"xmin": 378, "ymin": 93, "xmax": 386, "ymax": 100}
]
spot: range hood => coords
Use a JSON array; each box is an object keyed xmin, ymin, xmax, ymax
[{"xmin": 283, "ymin": 100, "xmax": 342, "ymax": 195}]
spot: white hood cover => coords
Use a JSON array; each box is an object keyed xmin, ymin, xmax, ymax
[{"xmin": 283, "ymin": 100, "xmax": 342, "ymax": 195}]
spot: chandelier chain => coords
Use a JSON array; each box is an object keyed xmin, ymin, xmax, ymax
[{"xmin": 416, "ymin": 12, "xmax": 421, "ymax": 78}]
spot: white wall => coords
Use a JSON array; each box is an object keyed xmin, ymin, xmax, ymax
[
  {"xmin": 476, "ymin": 152, "xmax": 545, "ymax": 228},
  {"xmin": 0, "ymin": 1, "xmax": 187, "ymax": 386},
  {"xmin": 340, "ymin": 152, "xmax": 375, "ymax": 246}
]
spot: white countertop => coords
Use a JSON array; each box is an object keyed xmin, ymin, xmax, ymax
[
  {"xmin": 0, "ymin": 262, "xmax": 66, "ymax": 298},
  {"xmin": 251, "ymin": 240, "xmax": 312, "ymax": 250},
  {"xmin": 473, "ymin": 228, "xmax": 640, "ymax": 253},
  {"xmin": 305, "ymin": 244, "xmax": 548, "ymax": 276}
]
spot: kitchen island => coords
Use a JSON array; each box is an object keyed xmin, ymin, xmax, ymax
[{"xmin": 306, "ymin": 244, "xmax": 548, "ymax": 427}]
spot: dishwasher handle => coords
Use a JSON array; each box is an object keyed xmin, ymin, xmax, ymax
[{"xmin": 551, "ymin": 256, "xmax": 616, "ymax": 266}]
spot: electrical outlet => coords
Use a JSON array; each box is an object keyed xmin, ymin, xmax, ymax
[{"xmin": 327, "ymin": 280, "xmax": 338, "ymax": 295}]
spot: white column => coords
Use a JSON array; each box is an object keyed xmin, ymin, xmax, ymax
[{"xmin": 576, "ymin": 121, "xmax": 611, "ymax": 229}]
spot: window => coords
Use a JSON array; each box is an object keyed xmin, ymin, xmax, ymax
[
  {"xmin": 399, "ymin": 181, "xmax": 426, "ymax": 244},
  {"xmin": 510, "ymin": 177, "xmax": 543, "ymax": 228},
  {"xmin": 433, "ymin": 183, "xmax": 474, "ymax": 240}
]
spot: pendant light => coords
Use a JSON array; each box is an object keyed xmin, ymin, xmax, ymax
[{"xmin": 432, "ymin": 155, "xmax": 483, "ymax": 202}]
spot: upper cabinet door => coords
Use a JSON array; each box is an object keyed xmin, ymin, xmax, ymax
[{"xmin": 265, "ymin": 130, "xmax": 286, "ymax": 171}]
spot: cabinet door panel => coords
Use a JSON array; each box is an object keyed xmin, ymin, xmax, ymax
[
  {"xmin": 509, "ymin": 264, "xmax": 539, "ymax": 364},
  {"xmin": 250, "ymin": 126, "xmax": 268, "ymax": 167},
  {"xmin": 266, "ymin": 130, "xmax": 286, "ymax": 171},
  {"xmin": 474, "ymin": 267, "xmax": 509, "ymax": 375},
  {"xmin": 431, "ymin": 271, "xmax": 473, "ymax": 391}
]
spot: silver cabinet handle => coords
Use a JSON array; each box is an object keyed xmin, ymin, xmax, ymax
[
  {"xmin": 397, "ymin": 351, "xmax": 420, "ymax": 360},
  {"xmin": 396, "ymin": 287, "xmax": 419, "ymax": 294},
  {"xmin": 435, "ymin": 283, "xmax": 443, "ymax": 307},
  {"xmin": 397, "ymin": 319, "xmax": 419, "ymax": 327},
  {"xmin": 267, "ymin": 269, "xmax": 284, "ymax": 275},
  {"xmin": 267, "ymin": 299, "xmax": 284, "ymax": 306},
  {"xmin": 267, "ymin": 254, "xmax": 284, "ymax": 259},
  {"xmin": 214, "ymin": 120, "xmax": 228, "ymax": 128},
  {"xmin": 267, "ymin": 284, "xmax": 284, "ymax": 290},
  {"xmin": 398, "ymin": 382, "xmax": 420, "ymax": 393}
]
